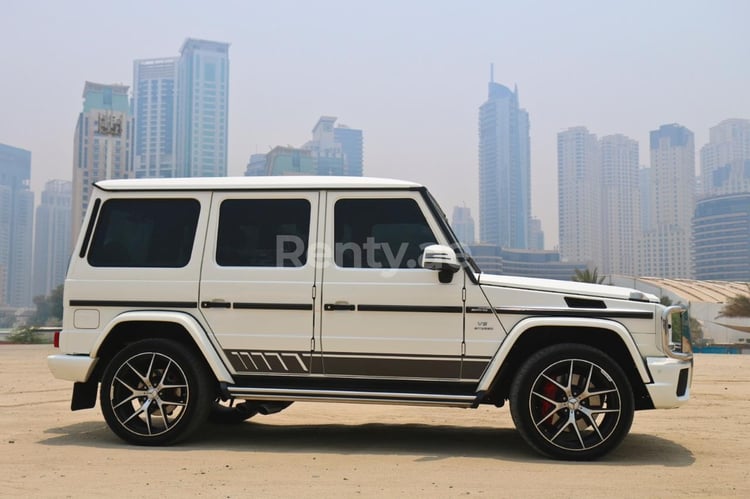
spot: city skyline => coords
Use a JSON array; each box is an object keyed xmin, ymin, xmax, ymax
[{"xmin": 2, "ymin": 1, "xmax": 748, "ymax": 249}]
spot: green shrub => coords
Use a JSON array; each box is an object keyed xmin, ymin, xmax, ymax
[{"xmin": 6, "ymin": 326, "xmax": 50, "ymax": 344}]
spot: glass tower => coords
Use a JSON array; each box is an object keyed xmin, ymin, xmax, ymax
[
  {"xmin": 478, "ymin": 75, "xmax": 530, "ymax": 248},
  {"xmin": 334, "ymin": 124, "xmax": 364, "ymax": 176},
  {"xmin": 693, "ymin": 193, "xmax": 750, "ymax": 281},
  {"xmin": 700, "ymin": 118, "xmax": 750, "ymax": 198},
  {"xmin": 0, "ymin": 143, "xmax": 34, "ymax": 307},
  {"xmin": 176, "ymin": 38, "xmax": 230, "ymax": 177},
  {"xmin": 132, "ymin": 58, "xmax": 178, "ymax": 178},
  {"xmin": 33, "ymin": 180, "xmax": 72, "ymax": 298}
]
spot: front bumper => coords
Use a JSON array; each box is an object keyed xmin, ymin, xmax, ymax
[
  {"xmin": 48, "ymin": 354, "xmax": 98, "ymax": 382},
  {"xmin": 645, "ymin": 356, "xmax": 692, "ymax": 408}
]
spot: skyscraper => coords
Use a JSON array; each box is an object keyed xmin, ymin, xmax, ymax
[
  {"xmin": 639, "ymin": 166, "xmax": 653, "ymax": 232},
  {"xmin": 334, "ymin": 124, "xmax": 364, "ymax": 176},
  {"xmin": 176, "ymin": 38, "xmax": 230, "ymax": 177},
  {"xmin": 700, "ymin": 118, "xmax": 750, "ymax": 198},
  {"xmin": 451, "ymin": 206, "xmax": 475, "ymax": 246},
  {"xmin": 693, "ymin": 193, "xmax": 750, "ymax": 281},
  {"xmin": 557, "ymin": 127, "xmax": 601, "ymax": 266},
  {"xmin": 303, "ymin": 116, "xmax": 344, "ymax": 175},
  {"xmin": 302, "ymin": 116, "xmax": 364, "ymax": 176},
  {"xmin": 132, "ymin": 58, "xmax": 178, "ymax": 178},
  {"xmin": 72, "ymin": 82, "xmax": 130, "ymax": 238},
  {"xmin": 265, "ymin": 146, "xmax": 315, "ymax": 175},
  {"xmin": 528, "ymin": 217, "xmax": 545, "ymax": 250},
  {"xmin": 638, "ymin": 124, "xmax": 695, "ymax": 278},
  {"xmin": 600, "ymin": 134, "xmax": 640, "ymax": 275},
  {"xmin": 244, "ymin": 153, "xmax": 268, "ymax": 176},
  {"xmin": 0, "ymin": 143, "xmax": 34, "ymax": 307},
  {"xmin": 478, "ymin": 74, "xmax": 530, "ymax": 248},
  {"xmin": 33, "ymin": 180, "xmax": 72, "ymax": 298}
]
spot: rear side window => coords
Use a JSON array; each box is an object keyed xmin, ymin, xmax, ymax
[
  {"xmin": 216, "ymin": 199, "xmax": 311, "ymax": 267},
  {"xmin": 88, "ymin": 198, "xmax": 200, "ymax": 267}
]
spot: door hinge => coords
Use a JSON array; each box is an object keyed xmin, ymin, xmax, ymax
[
  {"xmin": 462, "ymin": 287, "xmax": 466, "ymax": 302},
  {"xmin": 461, "ymin": 341, "xmax": 466, "ymax": 356},
  {"xmin": 312, "ymin": 284, "xmax": 317, "ymax": 299},
  {"xmin": 310, "ymin": 337, "xmax": 316, "ymax": 351}
]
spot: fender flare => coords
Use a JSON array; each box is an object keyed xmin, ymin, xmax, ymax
[
  {"xmin": 476, "ymin": 316, "xmax": 651, "ymax": 392},
  {"xmin": 90, "ymin": 310, "xmax": 234, "ymax": 383}
]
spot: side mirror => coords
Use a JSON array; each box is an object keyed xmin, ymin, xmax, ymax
[{"xmin": 420, "ymin": 244, "xmax": 460, "ymax": 283}]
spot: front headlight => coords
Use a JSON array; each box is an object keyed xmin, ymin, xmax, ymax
[{"xmin": 661, "ymin": 306, "xmax": 693, "ymax": 360}]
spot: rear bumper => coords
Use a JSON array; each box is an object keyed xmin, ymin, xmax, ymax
[
  {"xmin": 645, "ymin": 356, "xmax": 692, "ymax": 408},
  {"xmin": 48, "ymin": 354, "xmax": 97, "ymax": 382}
]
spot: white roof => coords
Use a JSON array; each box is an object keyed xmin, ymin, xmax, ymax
[
  {"xmin": 95, "ymin": 176, "xmax": 422, "ymax": 191},
  {"xmin": 637, "ymin": 277, "xmax": 749, "ymax": 304}
]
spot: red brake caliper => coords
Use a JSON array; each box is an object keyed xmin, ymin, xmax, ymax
[{"xmin": 540, "ymin": 381, "xmax": 558, "ymax": 425}]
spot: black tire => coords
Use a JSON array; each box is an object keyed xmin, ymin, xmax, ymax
[
  {"xmin": 509, "ymin": 343, "xmax": 634, "ymax": 460},
  {"xmin": 208, "ymin": 399, "xmax": 259, "ymax": 424},
  {"xmin": 100, "ymin": 339, "xmax": 212, "ymax": 445}
]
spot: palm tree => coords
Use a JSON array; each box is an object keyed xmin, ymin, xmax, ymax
[
  {"xmin": 572, "ymin": 267, "xmax": 605, "ymax": 284},
  {"xmin": 718, "ymin": 286, "xmax": 750, "ymax": 318}
]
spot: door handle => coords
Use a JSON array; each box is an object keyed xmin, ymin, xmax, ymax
[
  {"xmin": 324, "ymin": 302, "xmax": 355, "ymax": 311},
  {"xmin": 201, "ymin": 300, "xmax": 231, "ymax": 309}
]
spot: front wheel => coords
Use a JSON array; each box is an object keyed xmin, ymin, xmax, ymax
[
  {"xmin": 100, "ymin": 339, "xmax": 212, "ymax": 445},
  {"xmin": 509, "ymin": 343, "xmax": 634, "ymax": 460}
]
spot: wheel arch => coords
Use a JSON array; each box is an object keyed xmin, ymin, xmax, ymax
[
  {"xmin": 477, "ymin": 317, "xmax": 655, "ymax": 411},
  {"xmin": 90, "ymin": 311, "xmax": 234, "ymax": 384}
]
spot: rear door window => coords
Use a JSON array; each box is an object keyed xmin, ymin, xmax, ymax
[{"xmin": 216, "ymin": 199, "xmax": 311, "ymax": 267}]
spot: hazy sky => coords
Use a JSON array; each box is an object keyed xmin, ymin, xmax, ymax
[{"xmin": 1, "ymin": 0, "xmax": 748, "ymax": 247}]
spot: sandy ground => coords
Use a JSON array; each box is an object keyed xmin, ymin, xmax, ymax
[{"xmin": 1, "ymin": 345, "xmax": 749, "ymax": 498}]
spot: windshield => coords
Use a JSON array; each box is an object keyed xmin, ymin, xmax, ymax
[{"xmin": 421, "ymin": 188, "xmax": 482, "ymax": 275}]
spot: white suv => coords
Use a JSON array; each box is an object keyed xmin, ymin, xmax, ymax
[{"xmin": 48, "ymin": 176, "xmax": 692, "ymax": 460}]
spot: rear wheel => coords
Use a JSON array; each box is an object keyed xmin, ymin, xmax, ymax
[
  {"xmin": 509, "ymin": 343, "xmax": 634, "ymax": 460},
  {"xmin": 100, "ymin": 339, "xmax": 211, "ymax": 445}
]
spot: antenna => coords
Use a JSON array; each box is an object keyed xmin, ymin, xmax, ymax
[{"xmin": 490, "ymin": 63, "xmax": 494, "ymax": 83}]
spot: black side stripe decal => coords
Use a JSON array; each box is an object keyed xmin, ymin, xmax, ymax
[
  {"xmin": 69, "ymin": 300, "xmax": 197, "ymax": 308},
  {"xmin": 467, "ymin": 307, "xmax": 653, "ymax": 319},
  {"xmin": 357, "ymin": 305, "xmax": 463, "ymax": 313},
  {"xmin": 356, "ymin": 305, "xmax": 652, "ymax": 319},
  {"xmin": 234, "ymin": 302, "xmax": 313, "ymax": 311}
]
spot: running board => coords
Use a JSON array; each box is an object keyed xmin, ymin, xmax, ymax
[{"xmin": 226, "ymin": 386, "xmax": 478, "ymax": 408}]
